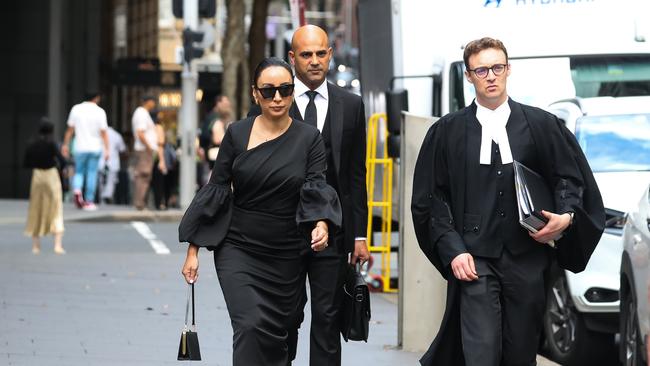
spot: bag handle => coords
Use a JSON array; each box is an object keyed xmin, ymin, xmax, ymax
[{"xmin": 184, "ymin": 283, "xmax": 196, "ymax": 331}]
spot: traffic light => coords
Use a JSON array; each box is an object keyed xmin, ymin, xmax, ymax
[
  {"xmin": 385, "ymin": 89, "xmax": 408, "ymax": 158},
  {"xmin": 183, "ymin": 28, "xmax": 204, "ymax": 64},
  {"xmin": 173, "ymin": 0, "xmax": 217, "ymax": 18}
]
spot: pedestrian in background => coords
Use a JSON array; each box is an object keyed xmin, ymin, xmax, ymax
[
  {"xmin": 62, "ymin": 91, "xmax": 109, "ymax": 211},
  {"xmin": 151, "ymin": 110, "xmax": 169, "ymax": 210},
  {"xmin": 99, "ymin": 126, "xmax": 126, "ymax": 204},
  {"xmin": 200, "ymin": 95, "xmax": 233, "ymax": 170},
  {"xmin": 411, "ymin": 37, "xmax": 605, "ymax": 366},
  {"xmin": 24, "ymin": 117, "xmax": 67, "ymax": 255},
  {"xmin": 131, "ymin": 95, "xmax": 158, "ymax": 210},
  {"xmin": 179, "ymin": 57, "xmax": 342, "ymax": 366},
  {"xmin": 114, "ymin": 131, "xmax": 133, "ymax": 205}
]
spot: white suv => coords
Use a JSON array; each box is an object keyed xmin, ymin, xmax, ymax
[
  {"xmin": 542, "ymin": 96, "xmax": 650, "ymax": 366},
  {"xmin": 621, "ymin": 184, "xmax": 650, "ymax": 366}
]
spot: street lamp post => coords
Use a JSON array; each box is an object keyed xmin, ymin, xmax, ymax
[{"xmin": 180, "ymin": 0, "xmax": 199, "ymax": 209}]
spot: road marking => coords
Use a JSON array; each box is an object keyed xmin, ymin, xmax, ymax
[{"xmin": 130, "ymin": 221, "xmax": 171, "ymax": 255}]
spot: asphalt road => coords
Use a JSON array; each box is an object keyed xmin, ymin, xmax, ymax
[
  {"xmin": 3, "ymin": 216, "xmax": 614, "ymax": 365},
  {"xmin": 0, "ymin": 220, "xmax": 421, "ymax": 365}
]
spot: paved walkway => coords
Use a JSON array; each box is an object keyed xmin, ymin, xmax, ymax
[
  {"xmin": 0, "ymin": 199, "xmax": 558, "ymax": 365},
  {"xmin": 0, "ymin": 199, "xmax": 183, "ymax": 225}
]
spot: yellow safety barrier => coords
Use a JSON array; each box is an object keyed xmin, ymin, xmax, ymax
[{"xmin": 365, "ymin": 113, "xmax": 396, "ymax": 293}]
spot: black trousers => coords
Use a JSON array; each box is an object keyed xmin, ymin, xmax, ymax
[
  {"xmin": 459, "ymin": 248, "xmax": 548, "ymax": 366},
  {"xmin": 288, "ymin": 238, "xmax": 347, "ymax": 366},
  {"xmin": 151, "ymin": 163, "xmax": 174, "ymax": 209}
]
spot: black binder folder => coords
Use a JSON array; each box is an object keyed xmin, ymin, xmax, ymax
[{"xmin": 513, "ymin": 160, "xmax": 555, "ymax": 233}]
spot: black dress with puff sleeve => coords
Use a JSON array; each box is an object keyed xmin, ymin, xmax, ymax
[{"xmin": 178, "ymin": 116, "xmax": 341, "ymax": 366}]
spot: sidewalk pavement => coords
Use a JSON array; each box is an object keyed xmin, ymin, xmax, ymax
[
  {"xmin": 0, "ymin": 199, "xmax": 184, "ymax": 225},
  {"xmin": 0, "ymin": 199, "xmax": 559, "ymax": 365}
]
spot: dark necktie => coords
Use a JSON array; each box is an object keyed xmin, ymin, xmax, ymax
[{"xmin": 304, "ymin": 90, "xmax": 318, "ymax": 128}]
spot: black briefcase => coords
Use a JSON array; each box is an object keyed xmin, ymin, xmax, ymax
[
  {"xmin": 340, "ymin": 263, "xmax": 371, "ymax": 342},
  {"xmin": 178, "ymin": 283, "xmax": 201, "ymax": 361}
]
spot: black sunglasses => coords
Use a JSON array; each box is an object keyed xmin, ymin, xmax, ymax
[{"xmin": 255, "ymin": 84, "xmax": 295, "ymax": 99}]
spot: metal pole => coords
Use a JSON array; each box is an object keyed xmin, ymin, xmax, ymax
[{"xmin": 180, "ymin": 0, "xmax": 199, "ymax": 208}]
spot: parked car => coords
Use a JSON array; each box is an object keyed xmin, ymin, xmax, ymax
[
  {"xmin": 542, "ymin": 96, "xmax": 650, "ymax": 365},
  {"xmin": 621, "ymin": 184, "xmax": 650, "ymax": 366}
]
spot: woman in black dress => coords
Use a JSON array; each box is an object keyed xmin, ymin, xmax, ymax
[
  {"xmin": 24, "ymin": 118, "xmax": 67, "ymax": 254},
  {"xmin": 179, "ymin": 57, "xmax": 341, "ymax": 365}
]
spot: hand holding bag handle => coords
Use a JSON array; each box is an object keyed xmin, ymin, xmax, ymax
[{"xmin": 177, "ymin": 283, "xmax": 202, "ymax": 361}]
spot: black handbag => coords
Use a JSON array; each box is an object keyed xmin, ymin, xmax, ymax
[
  {"xmin": 340, "ymin": 262, "xmax": 371, "ymax": 342},
  {"xmin": 177, "ymin": 283, "xmax": 201, "ymax": 361}
]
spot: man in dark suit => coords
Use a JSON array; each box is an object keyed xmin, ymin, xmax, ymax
[
  {"xmin": 289, "ymin": 25, "xmax": 370, "ymax": 366},
  {"xmin": 411, "ymin": 37, "xmax": 605, "ymax": 366},
  {"xmin": 250, "ymin": 24, "xmax": 369, "ymax": 365}
]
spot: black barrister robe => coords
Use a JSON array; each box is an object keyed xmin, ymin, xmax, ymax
[{"xmin": 411, "ymin": 99, "xmax": 605, "ymax": 366}]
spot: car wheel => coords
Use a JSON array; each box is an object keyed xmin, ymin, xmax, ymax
[
  {"xmin": 621, "ymin": 283, "xmax": 644, "ymax": 366},
  {"xmin": 542, "ymin": 272, "xmax": 616, "ymax": 366}
]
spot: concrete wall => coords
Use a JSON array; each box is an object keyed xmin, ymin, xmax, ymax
[
  {"xmin": 398, "ymin": 112, "xmax": 447, "ymax": 352},
  {"xmin": 0, "ymin": 1, "xmax": 51, "ymax": 198},
  {"xmin": 0, "ymin": 0, "xmax": 104, "ymax": 198}
]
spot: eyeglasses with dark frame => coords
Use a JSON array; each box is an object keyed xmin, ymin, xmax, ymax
[
  {"xmin": 467, "ymin": 64, "xmax": 508, "ymax": 79},
  {"xmin": 255, "ymin": 84, "xmax": 295, "ymax": 99}
]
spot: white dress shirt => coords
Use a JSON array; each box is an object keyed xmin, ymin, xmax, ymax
[
  {"xmin": 131, "ymin": 106, "xmax": 158, "ymax": 152},
  {"xmin": 66, "ymin": 101, "xmax": 108, "ymax": 153},
  {"xmin": 99, "ymin": 127, "xmax": 126, "ymax": 172},
  {"xmin": 475, "ymin": 99, "xmax": 513, "ymax": 165},
  {"xmin": 294, "ymin": 78, "xmax": 329, "ymax": 132}
]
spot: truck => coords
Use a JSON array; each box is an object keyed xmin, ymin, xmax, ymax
[{"xmin": 356, "ymin": 0, "xmax": 650, "ymax": 364}]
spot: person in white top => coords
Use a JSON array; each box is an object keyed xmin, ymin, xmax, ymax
[
  {"xmin": 62, "ymin": 91, "xmax": 109, "ymax": 211},
  {"xmin": 98, "ymin": 126, "xmax": 126, "ymax": 204},
  {"xmin": 131, "ymin": 95, "xmax": 158, "ymax": 210}
]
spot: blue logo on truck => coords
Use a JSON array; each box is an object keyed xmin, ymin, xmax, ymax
[{"xmin": 484, "ymin": 0, "xmax": 502, "ymax": 6}]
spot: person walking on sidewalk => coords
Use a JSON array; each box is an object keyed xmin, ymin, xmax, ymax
[
  {"xmin": 62, "ymin": 91, "xmax": 109, "ymax": 211},
  {"xmin": 285, "ymin": 25, "xmax": 370, "ymax": 365},
  {"xmin": 131, "ymin": 95, "xmax": 158, "ymax": 210},
  {"xmin": 250, "ymin": 25, "xmax": 370, "ymax": 365},
  {"xmin": 200, "ymin": 95, "xmax": 233, "ymax": 170},
  {"xmin": 24, "ymin": 118, "xmax": 67, "ymax": 254},
  {"xmin": 411, "ymin": 37, "xmax": 605, "ymax": 366},
  {"xmin": 99, "ymin": 126, "xmax": 126, "ymax": 204},
  {"xmin": 151, "ymin": 110, "xmax": 169, "ymax": 210},
  {"xmin": 180, "ymin": 57, "xmax": 342, "ymax": 366}
]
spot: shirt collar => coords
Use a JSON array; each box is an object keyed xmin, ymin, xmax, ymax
[
  {"xmin": 294, "ymin": 77, "xmax": 329, "ymax": 101},
  {"xmin": 474, "ymin": 98, "xmax": 513, "ymax": 165},
  {"xmin": 475, "ymin": 98, "xmax": 510, "ymax": 122}
]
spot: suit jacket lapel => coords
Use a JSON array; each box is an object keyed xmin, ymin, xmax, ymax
[
  {"xmin": 327, "ymin": 83, "xmax": 343, "ymax": 175},
  {"xmin": 290, "ymin": 102, "xmax": 302, "ymax": 120}
]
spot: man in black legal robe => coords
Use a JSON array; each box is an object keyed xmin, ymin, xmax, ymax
[{"xmin": 411, "ymin": 37, "xmax": 605, "ymax": 366}]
